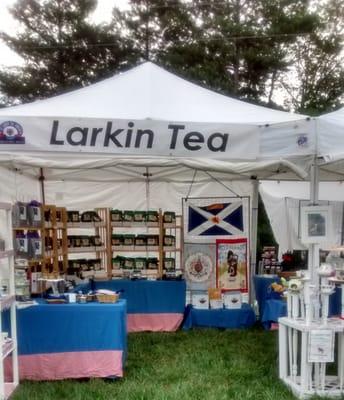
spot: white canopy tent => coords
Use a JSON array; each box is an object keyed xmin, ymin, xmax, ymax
[
  {"xmin": 0, "ymin": 61, "xmax": 314, "ymax": 293},
  {"xmin": 260, "ymin": 180, "xmax": 344, "ymax": 258},
  {"xmin": 258, "ymin": 107, "xmax": 344, "ymax": 258}
]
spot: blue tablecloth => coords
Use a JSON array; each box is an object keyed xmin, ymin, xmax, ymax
[
  {"xmin": 253, "ymin": 275, "xmax": 279, "ymax": 318},
  {"xmin": 182, "ymin": 304, "xmax": 256, "ymax": 330},
  {"xmin": 330, "ymin": 286, "xmax": 342, "ymax": 316},
  {"xmin": 3, "ymin": 299, "xmax": 127, "ymax": 380},
  {"xmin": 12, "ymin": 299, "xmax": 127, "ymax": 355},
  {"xmin": 261, "ymin": 288, "xmax": 342, "ymax": 330},
  {"xmin": 261, "ymin": 299, "xmax": 287, "ymax": 330},
  {"xmin": 78, "ymin": 280, "xmax": 186, "ymax": 314}
]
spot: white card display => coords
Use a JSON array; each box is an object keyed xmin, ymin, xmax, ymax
[
  {"xmin": 191, "ymin": 293, "xmax": 209, "ymax": 309},
  {"xmin": 308, "ymin": 330, "xmax": 334, "ymax": 363},
  {"xmin": 223, "ymin": 292, "xmax": 242, "ymax": 309}
]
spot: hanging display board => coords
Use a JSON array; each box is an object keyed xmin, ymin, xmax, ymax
[
  {"xmin": 182, "ymin": 197, "xmax": 250, "ymax": 243},
  {"xmin": 216, "ymin": 238, "xmax": 249, "ymax": 291},
  {"xmin": 184, "ymin": 243, "xmax": 216, "ymax": 290}
]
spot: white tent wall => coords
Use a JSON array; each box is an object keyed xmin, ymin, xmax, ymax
[
  {"xmin": 44, "ymin": 179, "xmax": 253, "ymax": 212},
  {"xmin": 0, "ymin": 166, "xmax": 40, "ymax": 203},
  {"xmin": 259, "ymin": 181, "xmax": 344, "ymax": 258},
  {"xmin": 0, "ymin": 166, "xmax": 40, "ymax": 281}
]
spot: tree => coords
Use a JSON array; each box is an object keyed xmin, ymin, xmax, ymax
[
  {"xmin": 0, "ymin": 0, "xmax": 131, "ymax": 104},
  {"xmin": 277, "ymin": 0, "xmax": 344, "ymax": 115},
  {"xmin": 113, "ymin": 0, "xmax": 320, "ymax": 106}
]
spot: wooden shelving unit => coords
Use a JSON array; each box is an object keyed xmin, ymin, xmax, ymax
[
  {"xmin": 109, "ymin": 210, "xmax": 182, "ymax": 279},
  {"xmin": 66, "ymin": 208, "xmax": 109, "ymax": 278},
  {"xmin": 0, "ymin": 202, "xmax": 19, "ymax": 399},
  {"xmin": 42, "ymin": 205, "xmax": 68, "ymax": 275}
]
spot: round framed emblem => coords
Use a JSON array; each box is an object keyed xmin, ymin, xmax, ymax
[{"xmin": 185, "ymin": 252, "xmax": 213, "ymax": 283}]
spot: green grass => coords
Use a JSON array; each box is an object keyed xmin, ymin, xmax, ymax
[{"xmin": 11, "ymin": 329, "xmax": 344, "ymax": 400}]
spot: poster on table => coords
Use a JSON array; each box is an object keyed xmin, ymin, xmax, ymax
[
  {"xmin": 216, "ymin": 238, "xmax": 248, "ymax": 291},
  {"xmin": 184, "ymin": 243, "xmax": 216, "ymax": 290},
  {"xmin": 182, "ymin": 197, "xmax": 250, "ymax": 243}
]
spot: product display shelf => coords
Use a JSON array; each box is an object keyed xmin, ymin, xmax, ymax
[
  {"xmin": 12, "ymin": 204, "xmax": 45, "ymax": 295},
  {"xmin": 67, "ymin": 208, "xmax": 109, "ymax": 278},
  {"xmin": 162, "ymin": 215, "xmax": 183, "ymax": 275},
  {"xmin": 110, "ymin": 210, "xmax": 183, "ymax": 279},
  {"xmin": 42, "ymin": 205, "xmax": 68, "ymax": 274},
  {"xmin": 109, "ymin": 209, "xmax": 163, "ymax": 278},
  {"xmin": 0, "ymin": 203, "xmax": 19, "ymax": 399}
]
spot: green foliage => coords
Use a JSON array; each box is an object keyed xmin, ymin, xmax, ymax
[
  {"xmin": 0, "ymin": 0, "xmax": 343, "ymax": 112},
  {"xmin": 257, "ymin": 194, "xmax": 277, "ymax": 260},
  {"xmin": 0, "ymin": 0, "xmax": 132, "ymax": 104}
]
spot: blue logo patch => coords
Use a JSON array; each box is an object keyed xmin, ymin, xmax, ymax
[
  {"xmin": 0, "ymin": 121, "xmax": 25, "ymax": 144},
  {"xmin": 297, "ymin": 135, "xmax": 308, "ymax": 147}
]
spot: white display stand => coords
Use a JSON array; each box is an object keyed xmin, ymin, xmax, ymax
[
  {"xmin": 0, "ymin": 203, "xmax": 19, "ymax": 399},
  {"xmin": 279, "ymin": 317, "xmax": 344, "ymax": 399},
  {"xmin": 279, "ymin": 264, "xmax": 344, "ymax": 398}
]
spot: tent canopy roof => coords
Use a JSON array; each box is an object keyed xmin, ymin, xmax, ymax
[{"xmin": 0, "ymin": 62, "xmax": 306, "ymax": 124}]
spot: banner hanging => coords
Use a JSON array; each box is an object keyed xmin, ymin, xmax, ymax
[
  {"xmin": 183, "ymin": 197, "xmax": 250, "ymax": 243},
  {"xmin": 0, "ymin": 117, "xmax": 259, "ymax": 159}
]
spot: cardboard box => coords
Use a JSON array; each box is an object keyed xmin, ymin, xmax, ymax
[
  {"xmin": 223, "ymin": 292, "xmax": 242, "ymax": 309},
  {"xmin": 192, "ymin": 292, "xmax": 209, "ymax": 309}
]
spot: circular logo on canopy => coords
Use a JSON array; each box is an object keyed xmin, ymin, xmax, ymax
[
  {"xmin": 297, "ymin": 134, "xmax": 308, "ymax": 147},
  {"xmin": 0, "ymin": 121, "xmax": 25, "ymax": 144},
  {"xmin": 185, "ymin": 252, "xmax": 213, "ymax": 283}
]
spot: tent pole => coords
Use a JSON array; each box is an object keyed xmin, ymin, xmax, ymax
[
  {"xmin": 309, "ymin": 158, "xmax": 319, "ymax": 284},
  {"xmin": 39, "ymin": 168, "xmax": 46, "ymax": 205},
  {"xmin": 250, "ymin": 177, "xmax": 259, "ymax": 303}
]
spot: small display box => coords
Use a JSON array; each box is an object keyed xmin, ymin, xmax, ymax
[
  {"xmin": 163, "ymin": 211, "xmax": 176, "ymax": 224},
  {"xmin": 80, "ymin": 235, "xmax": 91, "ymax": 247},
  {"xmin": 112, "ymin": 234, "xmax": 123, "ymax": 246},
  {"xmin": 135, "ymin": 235, "xmax": 147, "ymax": 246},
  {"xmin": 146, "ymin": 235, "xmax": 159, "ymax": 247},
  {"xmin": 135, "ymin": 257, "xmax": 147, "ymax": 270},
  {"xmin": 223, "ymin": 291, "xmax": 242, "ymax": 309},
  {"xmin": 67, "ymin": 211, "xmax": 80, "ymax": 223},
  {"xmin": 91, "ymin": 235, "xmax": 102, "ymax": 246},
  {"xmin": 111, "ymin": 209, "xmax": 122, "ymax": 222},
  {"xmin": 208, "ymin": 288, "xmax": 223, "ymax": 309},
  {"xmin": 146, "ymin": 211, "xmax": 159, "ymax": 223},
  {"xmin": 68, "ymin": 235, "xmax": 80, "ymax": 247},
  {"xmin": 81, "ymin": 211, "xmax": 102, "ymax": 222},
  {"xmin": 147, "ymin": 257, "xmax": 159, "ymax": 270},
  {"xmin": 112, "ymin": 256, "xmax": 124, "ymax": 269},
  {"xmin": 133, "ymin": 211, "xmax": 146, "ymax": 222},
  {"xmin": 123, "ymin": 257, "xmax": 135, "ymax": 270},
  {"xmin": 123, "ymin": 211, "xmax": 134, "ymax": 223},
  {"xmin": 164, "ymin": 235, "xmax": 175, "ymax": 247},
  {"xmin": 27, "ymin": 201, "xmax": 42, "ymax": 227},
  {"xmin": 12, "ymin": 201, "xmax": 28, "ymax": 227},
  {"xmin": 164, "ymin": 258, "xmax": 175, "ymax": 271},
  {"xmin": 122, "ymin": 234, "xmax": 135, "ymax": 246},
  {"xmin": 191, "ymin": 292, "xmax": 209, "ymax": 309}
]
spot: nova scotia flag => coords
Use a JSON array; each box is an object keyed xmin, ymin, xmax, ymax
[{"xmin": 188, "ymin": 201, "xmax": 244, "ymax": 236}]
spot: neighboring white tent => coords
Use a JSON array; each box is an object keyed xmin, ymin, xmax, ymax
[
  {"xmin": 316, "ymin": 107, "xmax": 344, "ymax": 180},
  {"xmin": 258, "ymin": 106, "xmax": 344, "ymax": 259},
  {"xmin": 259, "ymin": 181, "xmax": 344, "ymax": 258}
]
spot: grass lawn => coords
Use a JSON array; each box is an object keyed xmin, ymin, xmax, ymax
[{"xmin": 11, "ymin": 328, "xmax": 342, "ymax": 400}]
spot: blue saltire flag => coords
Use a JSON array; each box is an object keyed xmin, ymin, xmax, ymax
[{"xmin": 188, "ymin": 201, "xmax": 244, "ymax": 236}]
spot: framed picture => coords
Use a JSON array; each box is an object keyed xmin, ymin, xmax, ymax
[
  {"xmin": 184, "ymin": 243, "xmax": 216, "ymax": 290},
  {"xmin": 300, "ymin": 205, "xmax": 332, "ymax": 244},
  {"xmin": 216, "ymin": 238, "xmax": 248, "ymax": 291}
]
